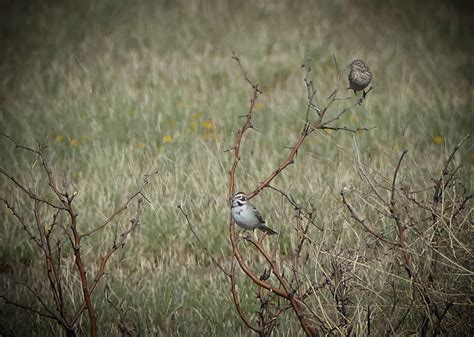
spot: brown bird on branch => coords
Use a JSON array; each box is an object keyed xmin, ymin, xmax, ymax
[{"xmin": 347, "ymin": 59, "xmax": 372, "ymax": 96}]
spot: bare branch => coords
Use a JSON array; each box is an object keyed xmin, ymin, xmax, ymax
[
  {"xmin": 1, "ymin": 197, "xmax": 41, "ymax": 246},
  {"xmin": 0, "ymin": 294, "xmax": 58, "ymax": 322},
  {"xmin": 352, "ymin": 136, "xmax": 391, "ymax": 208},
  {"xmin": 72, "ymin": 197, "xmax": 145, "ymax": 325},
  {"xmin": 267, "ymin": 185, "xmax": 323, "ymax": 231},
  {"xmin": 16, "ymin": 282, "xmax": 58, "ymax": 322},
  {"xmin": 340, "ymin": 190, "xmax": 398, "ymax": 246},
  {"xmin": 0, "ymin": 169, "xmax": 66, "ymax": 210},
  {"xmin": 320, "ymin": 101, "xmax": 360, "ymax": 127},
  {"xmin": 81, "ymin": 170, "xmax": 158, "ymax": 237},
  {"xmin": 322, "ymin": 126, "xmax": 375, "ymax": 134},
  {"xmin": 230, "ymin": 262, "xmax": 260, "ymax": 334},
  {"xmin": 177, "ymin": 204, "xmax": 230, "ymax": 277},
  {"xmin": 232, "ymin": 52, "xmax": 261, "ymax": 93},
  {"xmin": 390, "ymin": 150, "xmax": 408, "ymax": 207},
  {"xmin": 1, "ymin": 132, "xmax": 41, "ymax": 155}
]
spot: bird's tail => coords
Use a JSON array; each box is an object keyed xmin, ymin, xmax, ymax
[{"xmin": 260, "ymin": 225, "xmax": 277, "ymax": 235}]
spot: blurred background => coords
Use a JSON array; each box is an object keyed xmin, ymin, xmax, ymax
[{"xmin": 0, "ymin": 0, "xmax": 472, "ymax": 335}]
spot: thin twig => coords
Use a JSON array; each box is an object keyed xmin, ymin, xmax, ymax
[
  {"xmin": 230, "ymin": 261, "xmax": 260, "ymax": 333},
  {"xmin": 340, "ymin": 190, "xmax": 398, "ymax": 246},
  {"xmin": 72, "ymin": 197, "xmax": 145, "ymax": 325},
  {"xmin": 1, "ymin": 132, "xmax": 41, "ymax": 155},
  {"xmin": 0, "ymin": 169, "xmax": 66, "ymax": 210},
  {"xmin": 0, "ymin": 294, "xmax": 58, "ymax": 322},
  {"xmin": 1, "ymin": 197, "xmax": 41, "ymax": 246},
  {"xmin": 267, "ymin": 185, "xmax": 323, "ymax": 231},
  {"xmin": 177, "ymin": 205, "xmax": 230, "ymax": 277},
  {"xmin": 82, "ymin": 170, "xmax": 158, "ymax": 237}
]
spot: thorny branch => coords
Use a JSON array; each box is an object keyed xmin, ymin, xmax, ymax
[
  {"xmin": 0, "ymin": 133, "xmax": 155, "ymax": 337},
  {"xmin": 226, "ymin": 55, "xmax": 372, "ymax": 336},
  {"xmin": 342, "ymin": 133, "xmax": 472, "ymax": 335},
  {"xmin": 267, "ymin": 185, "xmax": 323, "ymax": 231},
  {"xmin": 246, "ymin": 61, "xmax": 368, "ymax": 201},
  {"xmin": 72, "ymin": 196, "xmax": 147, "ymax": 325},
  {"xmin": 81, "ymin": 170, "xmax": 158, "ymax": 238}
]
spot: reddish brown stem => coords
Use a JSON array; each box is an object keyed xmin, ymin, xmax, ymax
[
  {"xmin": 228, "ymin": 55, "xmax": 319, "ymax": 337},
  {"xmin": 230, "ymin": 262, "xmax": 260, "ymax": 334},
  {"xmin": 67, "ymin": 201, "xmax": 97, "ymax": 337},
  {"xmin": 72, "ymin": 198, "xmax": 144, "ymax": 325}
]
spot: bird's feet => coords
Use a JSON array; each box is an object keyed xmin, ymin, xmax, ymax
[{"xmin": 238, "ymin": 231, "xmax": 254, "ymax": 242}]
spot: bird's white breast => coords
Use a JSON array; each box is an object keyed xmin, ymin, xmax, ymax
[{"xmin": 231, "ymin": 205, "xmax": 259, "ymax": 230}]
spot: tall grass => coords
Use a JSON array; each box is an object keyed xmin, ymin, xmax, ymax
[{"xmin": 0, "ymin": 0, "xmax": 472, "ymax": 335}]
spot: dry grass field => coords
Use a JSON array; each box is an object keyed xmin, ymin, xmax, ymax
[{"xmin": 0, "ymin": 0, "xmax": 472, "ymax": 335}]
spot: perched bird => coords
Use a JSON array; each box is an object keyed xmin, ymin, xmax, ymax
[
  {"xmin": 347, "ymin": 59, "xmax": 372, "ymax": 95},
  {"xmin": 230, "ymin": 192, "xmax": 277, "ymax": 235}
]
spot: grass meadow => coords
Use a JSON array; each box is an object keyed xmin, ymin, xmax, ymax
[{"xmin": 0, "ymin": 0, "xmax": 472, "ymax": 335}]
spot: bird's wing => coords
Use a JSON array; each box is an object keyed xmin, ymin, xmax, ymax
[
  {"xmin": 251, "ymin": 204, "xmax": 265, "ymax": 224},
  {"xmin": 251, "ymin": 203, "xmax": 277, "ymax": 235}
]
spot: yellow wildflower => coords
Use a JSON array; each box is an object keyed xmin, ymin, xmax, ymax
[
  {"xmin": 54, "ymin": 134, "xmax": 64, "ymax": 142},
  {"xmin": 192, "ymin": 112, "xmax": 201, "ymax": 119},
  {"xmin": 203, "ymin": 119, "xmax": 215, "ymax": 130},
  {"xmin": 433, "ymin": 136, "xmax": 444, "ymax": 145},
  {"xmin": 163, "ymin": 135, "xmax": 173, "ymax": 143},
  {"xmin": 137, "ymin": 143, "xmax": 146, "ymax": 149},
  {"xmin": 254, "ymin": 102, "xmax": 264, "ymax": 111},
  {"xmin": 70, "ymin": 138, "xmax": 79, "ymax": 146}
]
